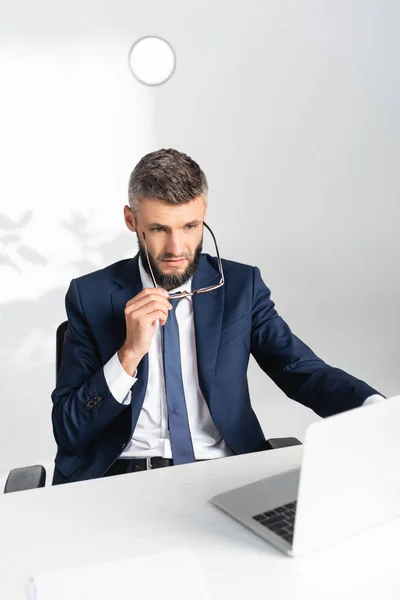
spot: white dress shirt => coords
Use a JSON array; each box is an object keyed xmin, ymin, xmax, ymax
[
  {"xmin": 104, "ymin": 257, "xmax": 233, "ymax": 460},
  {"xmin": 104, "ymin": 258, "xmax": 384, "ymax": 460}
]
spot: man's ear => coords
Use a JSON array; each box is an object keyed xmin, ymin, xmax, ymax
[{"xmin": 124, "ymin": 205, "xmax": 136, "ymax": 232}]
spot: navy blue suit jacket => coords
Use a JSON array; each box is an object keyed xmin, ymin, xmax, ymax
[{"xmin": 51, "ymin": 253, "xmax": 380, "ymax": 484}]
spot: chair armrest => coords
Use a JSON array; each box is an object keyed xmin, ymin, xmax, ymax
[
  {"xmin": 265, "ymin": 437, "xmax": 302, "ymax": 450},
  {"xmin": 4, "ymin": 465, "xmax": 46, "ymax": 494}
]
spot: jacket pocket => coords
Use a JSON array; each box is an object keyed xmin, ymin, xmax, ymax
[
  {"xmin": 54, "ymin": 453, "xmax": 83, "ymax": 477},
  {"xmin": 219, "ymin": 314, "xmax": 250, "ymax": 348}
]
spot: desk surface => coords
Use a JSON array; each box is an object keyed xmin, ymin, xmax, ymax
[{"xmin": 0, "ymin": 447, "xmax": 399, "ymax": 600}]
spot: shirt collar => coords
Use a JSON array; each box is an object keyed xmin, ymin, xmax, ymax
[{"xmin": 138, "ymin": 255, "xmax": 193, "ymax": 300}]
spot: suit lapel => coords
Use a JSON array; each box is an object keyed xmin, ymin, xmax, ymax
[
  {"xmin": 110, "ymin": 254, "xmax": 149, "ymax": 427},
  {"xmin": 192, "ymin": 255, "xmax": 224, "ymax": 406}
]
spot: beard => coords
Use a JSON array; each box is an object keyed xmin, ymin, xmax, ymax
[{"xmin": 137, "ymin": 235, "xmax": 203, "ymax": 291}]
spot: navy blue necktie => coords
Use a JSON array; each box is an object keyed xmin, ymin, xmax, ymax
[{"xmin": 162, "ymin": 296, "xmax": 196, "ymax": 465}]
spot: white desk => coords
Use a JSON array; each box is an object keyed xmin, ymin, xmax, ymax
[{"xmin": 0, "ymin": 447, "xmax": 399, "ymax": 600}]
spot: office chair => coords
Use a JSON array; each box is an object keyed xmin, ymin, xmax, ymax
[{"xmin": 4, "ymin": 320, "xmax": 301, "ymax": 493}]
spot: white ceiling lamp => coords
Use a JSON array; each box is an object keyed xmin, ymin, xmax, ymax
[{"xmin": 128, "ymin": 36, "xmax": 176, "ymax": 86}]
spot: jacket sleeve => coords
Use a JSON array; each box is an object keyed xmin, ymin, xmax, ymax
[
  {"xmin": 250, "ymin": 267, "xmax": 383, "ymax": 417},
  {"xmin": 51, "ymin": 279, "xmax": 130, "ymax": 454}
]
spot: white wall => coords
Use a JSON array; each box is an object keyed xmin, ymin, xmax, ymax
[{"xmin": 0, "ymin": 0, "xmax": 399, "ymax": 475}]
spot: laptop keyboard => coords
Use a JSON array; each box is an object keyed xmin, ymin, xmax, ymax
[{"xmin": 252, "ymin": 501, "xmax": 297, "ymax": 544}]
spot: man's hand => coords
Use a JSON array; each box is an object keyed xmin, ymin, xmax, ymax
[{"xmin": 118, "ymin": 288, "xmax": 172, "ymax": 376}]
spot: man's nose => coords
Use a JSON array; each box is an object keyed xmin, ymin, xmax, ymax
[{"xmin": 165, "ymin": 232, "xmax": 184, "ymax": 256}]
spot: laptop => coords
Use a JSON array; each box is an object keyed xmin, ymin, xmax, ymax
[{"xmin": 211, "ymin": 394, "xmax": 400, "ymax": 556}]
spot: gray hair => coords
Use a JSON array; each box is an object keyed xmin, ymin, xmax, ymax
[{"xmin": 128, "ymin": 148, "xmax": 208, "ymax": 214}]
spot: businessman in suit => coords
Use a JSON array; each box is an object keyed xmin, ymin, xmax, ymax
[{"xmin": 51, "ymin": 148, "xmax": 384, "ymax": 485}]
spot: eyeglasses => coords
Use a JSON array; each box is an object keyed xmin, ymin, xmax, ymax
[{"xmin": 142, "ymin": 221, "xmax": 225, "ymax": 300}]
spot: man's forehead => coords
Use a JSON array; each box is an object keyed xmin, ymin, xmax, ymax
[{"xmin": 137, "ymin": 196, "xmax": 206, "ymax": 222}]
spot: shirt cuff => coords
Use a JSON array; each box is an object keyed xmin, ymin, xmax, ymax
[
  {"xmin": 363, "ymin": 394, "xmax": 385, "ymax": 406},
  {"xmin": 103, "ymin": 352, "xmax": 137, "ymax": 405}
]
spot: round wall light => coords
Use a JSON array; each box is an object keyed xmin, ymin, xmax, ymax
[{"xmin": 128, "ymin": 36, "xmax": 176, "ymax": 86}]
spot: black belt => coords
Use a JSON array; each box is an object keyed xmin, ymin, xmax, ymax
[
  {"xmin": 105, "ymin": 457, "xmax": 174, "ymax": 476},
  {"xmin": 104, "ymin": 456, "xmax": 209, "ymax": 477}
]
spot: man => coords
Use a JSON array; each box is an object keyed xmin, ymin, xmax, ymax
[{"xmin": 51, "ymin": 148, "xmax": 384, "ymax": 485}]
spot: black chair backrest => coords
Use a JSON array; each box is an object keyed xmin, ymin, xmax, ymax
[
  {"xmin": 4, "ymin": 465, "xmax": 46, "ymax": 493},
  {"xmin": 56, "ymin": 321, "xmax": 69, "ymax": 377}
]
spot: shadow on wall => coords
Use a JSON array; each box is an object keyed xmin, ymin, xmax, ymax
[
  {"xmin": 0, "ymin": 209, "xmax": 134, "ymax": 470},
  {"xmin": 0, "ymin": 209, "xmax": 134, "ymax": 369},
  {"xmin": 0, "ymin": 210, "xmax": 47, "ymax": 270}
]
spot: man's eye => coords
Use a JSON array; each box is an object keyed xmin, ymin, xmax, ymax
[
  {"xmin": 185, "ymin": 224, "xmax": 197, "ymax": 230},
  {"xmin": 152, "ymin": 227, "xmax": 164, "ymax": 233}
]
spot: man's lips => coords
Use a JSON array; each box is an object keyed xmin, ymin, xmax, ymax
[{"xmin": 161, "ymin": 258, "xmax": 187, "ymax": 266}]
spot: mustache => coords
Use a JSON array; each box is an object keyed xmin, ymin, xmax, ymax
[{"xmin": 158, "ymin": 253, "xmax": 190, "ymax": 261}]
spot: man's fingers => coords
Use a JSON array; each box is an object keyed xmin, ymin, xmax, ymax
[
  {"xmin": 125, "ymin": 288, "xmax": 170, "ymax": 309},
  {"xmin": 158, "ymin": 314, "xmax": 168, "ymax": 326},
  {"xmin": 142, "ymin": 309, "xmax": 169, "ymax": 326},
  {"xmin": 126, "ymin": 300, "xmax": 170, "ymax": 320},
  {"xmin": 126, "ymin": 295, "xmax": 172, "ymax": 314},
  {"xmin": 152, "ymin": 311, "xmax": 168, "ymax": 326}
]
